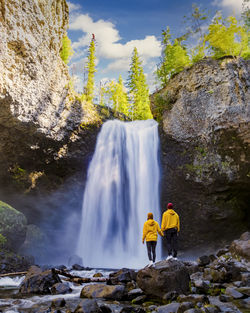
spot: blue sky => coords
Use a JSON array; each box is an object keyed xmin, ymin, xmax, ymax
[{"xmin": 67, "ymin": 0, "xmax": 243, "ymax": 95}]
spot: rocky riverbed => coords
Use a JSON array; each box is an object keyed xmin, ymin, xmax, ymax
[{"xmin": 0, "ymin": 232, "xmax": 249, "ymax": 313}]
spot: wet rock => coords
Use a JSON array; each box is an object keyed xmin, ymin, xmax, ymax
[
  {"xmin": 237, "ymin": 297, "xmax": 250, "ymax": 310},
  {"xmin": 177, "ymin": 302, "xmax": 194, "ymax": 313},
  {"xmin": 51, "ymin": 282, "xmax": 72, "ymax": 295},
  {"xmin": 80, "ymin": 283, "xmax": 126, "ymax": 300},
  {"xmin": 178, "ymin": 294, "xmax": 209, "ymax": 305},
  {"xmin": 197, "ymin": 255, "xmax": 210, "ymax": 267},
  {"xmin": 99, "ymin": 304, "xmax": 112, "ymax": 313},
  {"xmin": 137, "ymin": 259, "xmax": 190, "ymax": 298},
  {"xmin": 120, "ymin": 307, "xmax": 146, "ymax": 313},
  {"xmin": 128, "ymin": 288, "xmax": 144, "ymax": 300},
  {"xmin": 0, "ymin": 251, "xmax": 34, "ymax": 274},
  {"xmin": 157, "ymin": 302, "xmax": 180, "ymax": 313},
  {"xmin": 219, "ymin": 294, "xmax": 232, "ymax": 302},
  {"xmin": 0, "ymin": 200, "xmax": 27, "ymax": 252},
  {"xmin": 108, "ymin": 268, "xmax": 137, "ymax": 285},
  {"xmin": 74, "ymin": 299, "xmax": 102, "ymax": 313},
  {"xmin": 51, "ymin": 298, "xmax": 66, "ymax": 308},
  {"xmin": 216, "ymin": 248, "xmax": 229, "ymax": 257},
  {"xmin": 230, "ymin": 232, "xmax": 250, "ymax": 261},
  {"xmin": 237, "ymin": 286, "xmax": 250, "ymax": 297},
  {"xmin": 225, "ymin": 287, "xmax": 244, "ymax": 299},
  {"xmin": 93, "ymin": 272, "xmax": 103, "ymax": 278},
  {"xmin": 162, "ymin": 291, "xmax": 179, "ymax": 302},
  {"xmin": 183, "ymin": 309, "xmax": 203, "ymax": 313},
  {"xmin": 131, "ymin": 295, "xmax": 147, "ymax": 304},
  {"xmin": 193, "ymin": 279, "xmax": 210, "ymax": 293},
  {"xmin": 19, "ymin": 265, "xmax": 61, "ymax": 294},
  {"xmin": 72, "ymin": 264, "xmax": 86, "ymax": 271},
  {"xmin": 203, "ymin": 306, "xmax": 220, "ymax": 313}
]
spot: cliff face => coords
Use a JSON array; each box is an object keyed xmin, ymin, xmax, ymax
[
  {"xmin": 151, "ymin": 57, "xmax": 250, "ymax": 251},
  {"xmin": 0, "ymin": 0, "xmax": 72, "ymax": 139}
]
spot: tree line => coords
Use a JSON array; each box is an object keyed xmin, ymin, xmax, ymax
[{"xmin": 60, "ymin": 2, "xmax": 250, "ymax": 121}]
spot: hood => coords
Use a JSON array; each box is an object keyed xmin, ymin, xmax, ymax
[
  {"xmin": 167, "ymin": 209, "xmax": 176, "ymax": 215},
  {"xmin": 147, "ymin": 219, "xmax": 155, "ymax": 226}
]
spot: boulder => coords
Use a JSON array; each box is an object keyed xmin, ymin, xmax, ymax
[
  {"xmin": 108, "ymin": 268, "xmax": 137, "ymax": 285},
  {"xmin": 157, "ymin": 303, "xmax": 180, "ymax": 313},
  {"xmin": 230, "ymin": 232, "xmax": 250, "ymax": 261},
  {"xmin": 19, "ymin": 265, "xmax": 61, "ymax": 294},
  {"xmin": 225, "ymin": 287, "xmax": 244, "ymax": 299},
  {"xmin": 51, "ymin": 282, "xmax": 72, "ymax": 295},
  {"xmin": 120, "ymin": 307, "xmax": 146, "ymax": 313},
  {"xmin": 177, "ymin": 295, "xmax": 209, "ymax": 305},
  {"xmin": 0, "ymin": 251, "xmax": 34, "ymax": 273},
  {"xmin": 177, "ymin": 302, "xmax": 194, "ymax": 313},
  {"xmin": 137, "ymin": 259, "xmax": 190, "ymax": 298},
  {"xmin": 80, "ymin": 283, "xmax": 126, "ymax": 300},
  {"xmin": 197, "ymin": 255, "xmax": 210, "ymax": 267},
  {"xmin": 50, "ymin": 298, "xmax": 66, "ymax": 309},
  {"xmin": 74, "ymin": 299, "xmax": 102, "ymax": 313},
  {"xmin": 0, "ymin": 200, "xmax": 27, "ymax": 251},
  {"xmin": 99, "ymin": 304, "xmax": 112, "ymax": 313}
]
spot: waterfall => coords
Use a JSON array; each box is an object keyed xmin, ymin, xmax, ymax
[{"xmin": 76, "ymin": 119, "xmax": 161, "ymax": 268}]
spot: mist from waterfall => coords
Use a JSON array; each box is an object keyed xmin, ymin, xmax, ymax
[{"xmin": 76, "ymin": 119, "xmax": 161, "ymax": 268}]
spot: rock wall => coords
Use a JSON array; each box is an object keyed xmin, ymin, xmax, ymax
[
  {"xmin": 151, "ymin": 57, "xmax": 250, "ymax": 252},
  {"xmin": 0, "ymin": 0, "xmax": 71, "ymax": 140}
]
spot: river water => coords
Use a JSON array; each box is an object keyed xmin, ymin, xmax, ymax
[{"xmin": 76, "ymin": 119, "xmax": 161, "ymax": 268}]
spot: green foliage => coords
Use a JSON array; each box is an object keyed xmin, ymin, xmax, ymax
[
  {"xmin": 0, "ymin": 234, "xmax": 6, "ymax": 248},
  {"xmin": 127, "ymin": 48, "xmax": 153, "ymax": 120},
  {"xmin": 152, "ymin": 91, "xmax": 174, "ymax": 122},
  {"xmin": 157, "ymin": 27, "xmax": 191, "ymax": 86},
  {"xmin": 103, "ymin": 76, "xmax": 129, "ymax": 115},
  {"xmin": 84, "ymin": 38, "xmax": 97, "ymax": 103},
  {"xmin": 242, "ymin": 0, "xmax": 250, "ymax": 32},
  {"xmin": 205, "ymin": 15, "xmax": 250, "ymax": 59},
  {"xmin": 60, "ymin": 34, "xmax": 74, "ymax": 65}
]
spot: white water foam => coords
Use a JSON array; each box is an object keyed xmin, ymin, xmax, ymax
[{"xmin": 76, "ymin": 119, "xmax": 161, "ymax": 268}]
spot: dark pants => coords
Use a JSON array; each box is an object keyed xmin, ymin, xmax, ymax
[
  {"xmin": 165, "ymin": 228, "xmax": 178, "ymax": 257},
  {"xmin": 146, "ymin": 241, "xmax": 157, "ymax": 262}
]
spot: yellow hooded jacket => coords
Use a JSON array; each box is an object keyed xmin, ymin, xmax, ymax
[
  {"xmin": 142, "ymin": 219, "xmax": 163, "ymax": 242},
  {"xmin": 161, "ymin": 209, "xmax": 180, "ymax": 232}
]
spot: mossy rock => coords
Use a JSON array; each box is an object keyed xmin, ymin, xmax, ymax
[{"xmin": 0, "ymin": 200, "xmax": 27, "ymax": 252}]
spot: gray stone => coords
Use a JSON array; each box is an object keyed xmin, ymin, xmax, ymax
[
  {"xmin": 178, "ymin": 294, "xmax": 209, "ymax": 305},
  {"xmin": 51, "ymin": 282, "xmax": 72, "ymax": 295},
  {"xmin": 183, "ymin": 310, "xmax": 203, "ymax": 313},
  {"xmin": 19, "ymin": 266, "xmax": 61, "ymax": 294},
  {"xmin": 219, "ymin": 294, "xmax": 232, "ymax": 302},
  {"xmin": 74, "ymin": 299, "xmax": 102, "ymax": 313},
  {"xmin": 225, "ymin": 287, "xmax": 244, "ymax": 299},
  {"xmin": 80, "ymin": 283, "xmax": 126, "ymax": 300},
  {"xmin": 230, "ymin": 232, "xmax": 250, "ymax": 261},
  {"xmin": 157, "ymin": 302, "xmax": 180, "ymax": 313},
  {"xmin": 120, "ymin": 307, "xmax": 146, "ymax": 313},
  {"xmin": 177, "ymin": 302, "xmax": 194, "ymax": 313},
  {"xmin": 137, "ymin": 259, "xmax": 190, "ymax": 298}
]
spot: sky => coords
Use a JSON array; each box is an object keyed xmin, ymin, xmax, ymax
[{"xmin": 67, "ymin": 0, "xmax": 244, "ymax": 96}]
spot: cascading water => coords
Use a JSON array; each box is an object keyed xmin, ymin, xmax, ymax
[{"xmin": 76, "ymin": 119, "xmax": 161, "ymax": 268}]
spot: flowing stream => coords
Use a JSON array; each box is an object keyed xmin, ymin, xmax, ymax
[{"xmin": 76, "ymin": 119, "xmax": 161, "ymax": 268}]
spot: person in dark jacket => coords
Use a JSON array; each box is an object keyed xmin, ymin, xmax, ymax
[
  {"xmin": 161, "ymin": 203, "xmax": 180, "ymax": 259},
  {"xmin": 142, "ymin": 212, "xmax": 163, "ymax": 266}
]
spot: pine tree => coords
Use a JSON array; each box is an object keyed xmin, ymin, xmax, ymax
[
  {"xmin": 84, "ymin": 36, "xmax": 97, "ymax": 103},
  {"xmin": 127, "ymin": 48, "xmax": 152, "ymax": 120},
  {"xmin": 60, "ymin": 33, "xmax": 74, "ymax": 65},
  {"xmin": 156, "ymin": 28, "xmax": 191, "ymax": 86}
]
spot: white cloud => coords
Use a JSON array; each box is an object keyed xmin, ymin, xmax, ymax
[
  {"xmin": 69, "ymin": 14, "xmax": 161, "ymax": 61},
  {"xmin": 213, "ymin": 0, "xmax": 243, "ymax": 15},
  {"xmin": 67, "ymin": 2, "xmax": 82, "ymax": 13}
]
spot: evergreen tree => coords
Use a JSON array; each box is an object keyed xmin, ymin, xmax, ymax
[
  {"xmin": 103, "ymin": 76, "xmax": 129, "ymax": 115},
  {"xmin": 127, "ymin": 48, "xmax": 153, "ymax": 120},
  {"xmin": 60, "ymin": 33, "xmax": 74, "ymax": 65},
  {"xmin": 156, "ymin": 28, "xmax": 191, "ymax": 86},
  {"xmin": 84, "ymin": 36, "xmax": 97, "ymax": 103},
  {"xmin": 205, "ymin": 14, "xmax": 250, "ymax": 59}
]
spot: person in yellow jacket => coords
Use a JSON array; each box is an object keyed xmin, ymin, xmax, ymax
[
  {"xmin": 161, "ymin": 203, "xmax": 180, "ymax": 259},
  {"xmin": 142, "ymin": 212, "xmax": 163, "ymax": 266}
]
